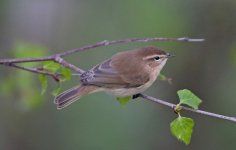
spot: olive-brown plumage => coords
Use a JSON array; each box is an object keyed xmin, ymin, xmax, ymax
[{"xmin": 54, "ymin": 46, "xmax": 173, "ymax": 109}]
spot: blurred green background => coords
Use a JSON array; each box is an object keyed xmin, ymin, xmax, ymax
[{"xmin": 0, "ymin": 0, "xmax": 236, "ymax": 149}]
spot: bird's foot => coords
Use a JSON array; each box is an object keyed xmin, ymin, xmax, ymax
[{"xmin": 132, "ymin": 93, "xmax": 141, "ymax": 99}]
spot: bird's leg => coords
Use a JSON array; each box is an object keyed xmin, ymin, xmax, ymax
[{"xmin": 132, "ymin": 93, "xmax": 141, "ymax": 99}]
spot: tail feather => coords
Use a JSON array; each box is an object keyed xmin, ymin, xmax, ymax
[{"xmin": 54, "ymin": 85, "xmax": 97, "ymax": 109}]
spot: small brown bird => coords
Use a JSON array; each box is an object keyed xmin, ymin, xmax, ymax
[{"xmin": 54, "ymin": 46, "xmax": 173, "ymax": 109}]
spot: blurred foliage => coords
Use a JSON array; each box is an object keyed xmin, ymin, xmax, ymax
[
  {"xmin": 158, "ymin": 73, "xmax": 172, "ymax": 84},
  {"xmin": 116, "ymin": 96, "xmax": 132, "ymax": 106},
  {"xmin": 0, "ymin": 42, "xmax": 73, "ymax": 111},
  {"xmin": 0, "ymin": 42, "xmax": 48, "ymax": 111}
]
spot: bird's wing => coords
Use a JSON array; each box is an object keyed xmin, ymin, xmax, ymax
[
  {"xmin": 111, "ymin": 53, "xmax": 150, "ymax": 86},
  {"xmin": 81, "ymin": 55, "xmax": 150, "ymax": 88},
  {"xmin": 80, "ymin": 59, "xmax": 131, "ymax": 88}
]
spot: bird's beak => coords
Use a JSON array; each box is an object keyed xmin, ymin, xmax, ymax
[{"xmin": 166, "ymin": 53, "xmax": 175, "ymax": 58}]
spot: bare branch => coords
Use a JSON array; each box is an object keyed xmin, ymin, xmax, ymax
[
  {"xmin": 139, "ymin": 94, "xmax": 236, "ymax": 123},
  {"xmin": 59, "ymin": 37, "xmax": 205, "ymax": 57},
  {"xmin": 10, "ymin": 64, "xmax": 55, "ymax": 76},
  {"xmin": 0, "ymin": 37, "xmax": 204, "ymax": 65},
  {"xmin": 0, "ymin": 56, "xmax": 54, "ymax": 64},
  {"xmin": 8, "ymin": 64, "xmax": 61, "ymax": 82},
  {"xmin": 54, "ymin": 56, "xmax": 85, "ymax": 74},
  {"xmin": 0, "ymin": 37, "xmax": 204, "ymax": 74}
]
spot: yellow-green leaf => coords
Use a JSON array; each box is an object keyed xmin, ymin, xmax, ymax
[
  {"xmin": 177, "ymin": 89, "xmax": 202, "ymax": 109},
  {"xmin": 43, "ymin": 61, "xmax": 61, "ymax": 73},
  {"xmin": 52, "ymin": 84, "xmax": 61, "ymax": 96},
  {"xmin": 158, "ymin": 73, "xmax": 167, "ymax": 80},
  {"xmin": 158, "ymin": 73, "xmax": 172, "ymax": 84},
  {"xmin": 60, "ymin": 67, "xmax": 72, "ymax": 81},
  {"xmin": 116, "ymin": 96, "xmax": 132, "ymax": 106},
  {"xmin": 39, "ymin": 74, "xmax": 47, "ymax": 95},
  {"xmin": 170, "ymin": 116, "xmax": 194, "ymax": 145}
]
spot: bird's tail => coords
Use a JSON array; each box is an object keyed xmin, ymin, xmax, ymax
[{"xmin": 54, "ymin": 85, "xmax": 98, "ymax": 109}]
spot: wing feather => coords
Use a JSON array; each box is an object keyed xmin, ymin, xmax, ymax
[
  {"xmin": 81, "ymin": 59, "xmax": 130, "ymax": 88},
  {"xmin": 81, "ymin": 53, "xmax": 150, "ymax": 88}
]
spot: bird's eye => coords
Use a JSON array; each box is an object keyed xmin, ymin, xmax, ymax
[{"xmin": 154, "ymin": 56, "xmax": 160, "ymax": 61}]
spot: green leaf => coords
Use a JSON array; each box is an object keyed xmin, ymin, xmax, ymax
[
  {"xmin": 39, "ymin": 74, "xmax": 48, "ymax": 95},
  {"xmin": 158, "ymin": 73, "xmax": 167, "ymax": 80},
  {"xmin": 43, "ymin": 61, "xmax": 61, "ymax": 73},
  {"xmin": 60, "ymin": 67, "xmax": 72, "ymax": 81},
  {"xmin": 52, "ymin": 83, "xmax": 61, "ymax": 96},
  {"xmin": 170, "ymin": 116, "xmax": 194, "ymax": 145},
  {"xmin": 158, "ymin": 73, "xmax": 172, "ymax": 84},
  {"xmin": 177, "ymin": 89, "xmax": 202, "ymax": 109},
  {"xmin": 116, "ymin": 96, "xmax": 132, "ymax": 106}
]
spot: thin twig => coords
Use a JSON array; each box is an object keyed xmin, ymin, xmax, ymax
[
  {"xmin": 139, "ymin": 94, "xmax": 236, "ymax": 123},
  {"xmin": 0, "ymin": 37, "xmax": 204, "ymax": 74},
  {"xmin": 8, "ymin": 64, "xmax": 61, "ymax": 81},
  {"xmin": 0, "ymin": 56, "xmax": 54, "ymax": 64},
  {"xmin": 9, "ymin": 64, "xmax": 55, "ymax": 76},
  {"xmin": 54, "ymin": 56, "xmax": 85, "ymax": 74},
  {"xmin": 58, "ymin": 37, "xmax": 205, "ymax": 57},
  {"xmin": 8, "ymin": 64, "xmax": 83, "ymax": 81},
  {"xmin": 0, "ymin": 37, "xmax": 204, "ymax": 65}
]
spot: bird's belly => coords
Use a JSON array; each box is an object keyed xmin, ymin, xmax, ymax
[{"xmin": 106, "ymin": 82, "xmax": 153, "ymax": 96}]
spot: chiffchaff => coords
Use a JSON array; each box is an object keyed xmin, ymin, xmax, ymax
[{"xmin": 54, "ymin": 46, "xmax": 173, "ymax": 109}]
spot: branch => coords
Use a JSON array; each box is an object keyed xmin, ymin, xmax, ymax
[
  {"xmin": 0, "ymin": 37, "xmax": 204, "ymax": 74},
  {"xmin": 2, "ymin": 36, "xmax": 235, "ymax": 123},
  {"xmin": 10, "ymin": 64, "xmax": 56, "ymax": 76},
  {"xmin": 0, "ymin": 37, "xmax": 204, "ymax": 64},
  {"xmin": 58, "ymin": 37, "xmax": 205, "ymax": 57},
  {"xmin": 140, "ymin": 94, "xmax": 236, "ymax": 123}
]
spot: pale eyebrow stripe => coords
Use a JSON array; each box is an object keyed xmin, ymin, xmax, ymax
[{"xmin": 143, "ymin": 55, "xmax": 165, "ymax": 60}]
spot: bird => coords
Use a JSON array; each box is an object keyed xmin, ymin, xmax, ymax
[{"xmin": 54, "ymin": 46, "xmax": 173, "ymax": 109}]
